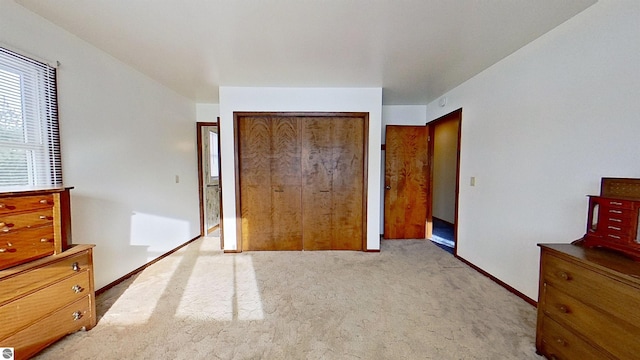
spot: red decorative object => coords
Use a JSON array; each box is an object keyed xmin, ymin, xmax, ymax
[{"xmin": 583, "ymin": 178, "xmax": 640, "ymax": 260}]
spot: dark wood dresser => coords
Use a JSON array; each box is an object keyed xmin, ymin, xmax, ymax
[
  {"xmin": 536, "ymin": 243, "xmax": 640, "ymax": 359},
  {"xmin": 0, "ymin": 188, "xmax": 96, "ymax": 360}
]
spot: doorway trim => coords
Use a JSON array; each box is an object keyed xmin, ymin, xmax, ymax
[
  {"xmin": 427, "ymin": 108, "xmax": 462, "ymax": 255},
  {"xmin": 232, "ymin": 111, "xmax": 369, "ymax": 252},
  {"xmin": 197, "ymin": 121, "xmax": 223, "ymax": 247}
]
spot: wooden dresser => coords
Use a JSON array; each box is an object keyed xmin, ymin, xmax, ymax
[
  {"xmin": 0, "ymin": 188, "xmax": 96, "ymax": 360},
  {"xmin": 536, "ymin": 243, "xmax": 640, "ymax": 359}
]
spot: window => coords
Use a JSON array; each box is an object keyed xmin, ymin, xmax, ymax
[
  {"xmin": 209, "ymin": 129, "xmax": 219, "ymax": 184},
  {"xmin": 0, "ymin": 47, "xmax": 61, "ymax": 189}
]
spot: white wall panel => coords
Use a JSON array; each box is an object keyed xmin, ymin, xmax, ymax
[
  {"xmin": 426, "ymin": 0, "xmax": 640, "ymax": 300},
  {"xmin": 1, "ymin": 1, "xmax": 200, "ymax": 289},
  {"xmin": 219, "ymin": 87, "xmax": 382, "ymax": 251}
]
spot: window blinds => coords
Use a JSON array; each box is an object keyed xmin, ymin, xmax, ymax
[{"xmin": 0, "ymin": 47, "xmax": 62, "ymax": 188}]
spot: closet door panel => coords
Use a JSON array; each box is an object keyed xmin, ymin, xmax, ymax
[
  {"xmin": 331, "ymin": 117, "xmax": 364, "ymax": 250},
  {"xmin": 271, "ymin": 118, "xmax": 303, "ymax": 250},
  {"xmin": 301, "ymin": 118, "xmax": 333, "ymax": 250},
  {"xmin": 239, "ymin": 117, "xmax": 273, "ymax": 250}
]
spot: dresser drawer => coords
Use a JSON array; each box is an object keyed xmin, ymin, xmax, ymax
[
  {"xmin": 542, "ymin": 284, "xmax": 640, "ymax": 360},
  {"xmin": 0, "ymin": 195, "xmax": 53, "ymax": 215},
  {"xmin": 0, "ymin": 226, "xmax": 55, "ymax": 271},
  {"xmin": 542, "ymin": 252, "xmax": 640, "ymax": 325},
  {"xmin": 0, "ymin": 250, "xmax": 90, "ymax": 305},
  {"xmin": 600, "ymin": 206, "xmax": 637, "ymax": 222},
  {"xmin": 0, "ymin": 271, "xmax": 91, "ymax": 339},
  {"xmin": 0, "ymin": 296, "xmax": 92, "ymax": 360},
  {"xmin": 538, "ymin": 315, "xmax": 611, "ymax": 360},
  {"xmin": 0, "ymin": 210, "xmax": 54, "ymax": 233},
  {"xmin": 599, "ymin": 198, "xmax": 637, "ymax": 210}
]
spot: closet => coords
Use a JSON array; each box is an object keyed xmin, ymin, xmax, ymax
[{"xmin": 236, "ymin": 112, "xmax": 367, "ymax": 251}]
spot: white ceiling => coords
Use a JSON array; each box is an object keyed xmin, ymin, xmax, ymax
[{"xmin": 15, "ymin": 0, "xmax": 596, "ymax": 105}]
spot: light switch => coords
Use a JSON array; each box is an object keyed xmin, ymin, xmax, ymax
[
  {"xmin": 470, "ymin": 177, "xmax": 476, "ymax": 186},
  {"xmin": 175, "ymin": 175, "xmax": 180, "ymax": 183}
]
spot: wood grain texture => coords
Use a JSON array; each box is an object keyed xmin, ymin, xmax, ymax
[
  {"xmin": 1, "ymin": 296, "xmax": 92, "ymax": 360},
  {"xmin": 384, "ymin": 125, "xmax": 428, "ymax": 239},
  {"xmin": 330, "ymin": 117, "xmax": 364, "ymax": 250},
  {"xmin": 239, "ymin": 117, "xmax": 275, "ymax": 250},
  {"xmin": 270, "ymin": 118, "xmax": 303, "ymax": 250},
  {"xmin": 537, "ymin": 244, "xmax": 640, "ymax": 360},
  {"xmin": 302, "ymin": 117, "xmax": 363, "ymax": 250},
  {"xmin": 237, "ymin": 113, "xmax": 366, "ymax": 251},
  {"xmin": 302, "ymin": 118, "xmax": 333, "ymax": 250},
  {"xmin": 239, "ymin": 116, "xmax": 303, "ymax": 250},
  {"xmin": 0, "ymin": 271, "xmax": 90, "ymax": 339},
  {"xmin": 0, "ymin": 250, "xmax": 90, "ymax": 305}
]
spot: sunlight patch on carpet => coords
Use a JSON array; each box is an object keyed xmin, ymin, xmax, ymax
[
  {"xmin": 175, "ymin": 255, "xmax": 264, "ymax": 321},
  {"xmin": 100, "ymin": 255, "xmax": 183, "ymax": 326}
]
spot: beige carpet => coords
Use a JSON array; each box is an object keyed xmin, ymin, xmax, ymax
[{"xmin": 35, "ymin": 236, "xmax": 540, "ymax": 360}]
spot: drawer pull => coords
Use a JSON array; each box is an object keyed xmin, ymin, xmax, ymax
[
  {"xmin": 274, "ymin": 189, "xmax": 284, "ymax": 192},
  {"xmin": 550, "ymin": 355, "xmax": 558, "ymax": 360},
  {"xmin": 72, "ymin": 311, "xmax": 83, "ymax": 321},
  {"xmin": 608, "ymin": 234, "xmax": 622, "ymax": 239},
  {"xmin": 39, "ymin": 199, "xmax": 49, "ymax": 204},
  {"xmin": 609, "ymin": 218, "xmax": 622, "ymax": 222},
  {"xmin": 39, "ymin": 215, "xmax": 53, "ymax": 220},
  {"xmin": 608, "ymin": 225, "xmax": 622, "ymax": 231},
  {"xmin": 40, "ymin": 238, "xmax": 50, "ymax": 243},
  {"xmin": 554, "ymin": 337, "xmax": 566, "ymax": 346},
  {"xmin": 6, "ymin": 242, "xmax": 12, "ymax": 247},
  {"xmin": 558, "ymin": 271, "xmax": 571, "ymax": 281},
  {"xmin": 0, "ymin": 204, "xmax": 15, "ymax": 210},
  {"xmin": 71, "ymin": 262, "xmax": 80, "ymax": 271},
  {"xmin": 609, "ymin": 210, "xmax": 623, "ymax": 214},
  {"xmin": 0, "ymin": 248, "xmax": 6, "ymax": 253},
  {"xmin": 610, "ymin": 201, "xmax": 623, "ymax": 206},
  {"xmin": 72, "ymin": 285, "xmax": 84, "ymax": 293},
  {"xmin": 558, "ymin": 304, "xmax": 569, "ymax": 313}
]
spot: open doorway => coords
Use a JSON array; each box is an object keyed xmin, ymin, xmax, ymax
[
  {"xmin": 428, "ymin": 109, "xmax": 461, "ymax": 255},
  {"xmin": 197, "ymin": 122, "xmax": 222, "ymax": 239}
]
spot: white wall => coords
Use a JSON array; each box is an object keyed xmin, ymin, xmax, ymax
[
  {"xmin": 432, "ymin": 119, "xmax": 458, "ymax": 223},
  {"xmin": 196, "ymin": 103, "xmax": 220, "ymax": 122},
  {"xmin": 380, "ymin": 106, "xmax": 427, "ymax": 233},
  {"xmin": 219, "ymin": 87, "xmax": 382, "ymax": 250},
  {"xmin": 426, "ymin": 0, "xmax": 640, "ymax": 300},
  {"xmin": 1, "ymin": 1, "xmax": 200, "ymax": 289}
]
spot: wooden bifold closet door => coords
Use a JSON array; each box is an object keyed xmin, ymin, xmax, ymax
[{"xmin": 237, "ymin": 113, "xmax": 366, "ymax": 251}]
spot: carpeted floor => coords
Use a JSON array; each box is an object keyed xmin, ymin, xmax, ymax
[{"xmin": 35, "ymin": 236, "xmax": 539, "ymax": 360}]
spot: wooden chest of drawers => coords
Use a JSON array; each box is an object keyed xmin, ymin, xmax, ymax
[
  {"xmin": 0, "ymin": 244, "xmax": 96, "ymax": 360},
  {"xmin": 0, "ymin": 188, "xmax": 72, "ymax": 271},
  {"xmin": 536, "ymin": 244, "xmax": 640, "ymax": 359}
]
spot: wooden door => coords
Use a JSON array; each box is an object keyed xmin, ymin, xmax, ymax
[
  {"xmin": 384, "ymin": 125, "xmax": 429, "ymax": 239},
  {"xmin": 237, "ymin": 113, "xmax": 366, "ymax": 251},
  {"xmin": 239, "ymin": 116, "xmax": 302, "ymax": 250},
  {"xmin": 301, "ymin": 117, "xmax": 364, "ymax": 250}
]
